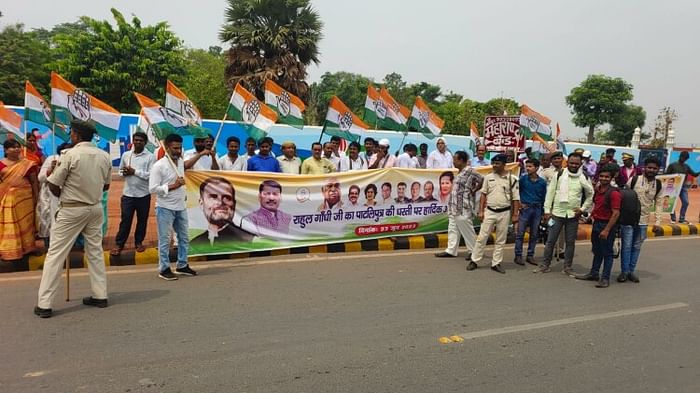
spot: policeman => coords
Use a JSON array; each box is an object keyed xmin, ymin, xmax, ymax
[
  {"xmin": 467, "ymin": 154, "xmax": 520, "ymax": 274},
  {"xmin": 34, "ymin": 120, "xmax": 112, "ymax": 318}
]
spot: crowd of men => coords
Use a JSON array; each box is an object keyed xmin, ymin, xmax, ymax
[{"xmin": 32, "ymin": 122, "xmax": 694, "ymax": 317}]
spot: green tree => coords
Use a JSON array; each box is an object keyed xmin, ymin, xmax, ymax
[
  {"xmin": 565, "ymin": 74, "xmax": 634, "ymax": 143},
  {"xmin": 0, "ymin": 24, "xmax": 52, "ymax": 104},
  {"xmin": 607, "ymin": 104, "xmax": 646, "ymax": 146},
  {"xmin": 220, "ymin": 0, "xmax": 323, "ymax": 102},
  {"xmin": 52, "ymin": 8, "xmax": 186, "ymax": 113},
  {"xmin": 307, "ymin": 71, "xmax": 373, "ymax": 126},
  {"xmin": 180, "ymin": 49, "xmax": 229, "ymax": 119}
]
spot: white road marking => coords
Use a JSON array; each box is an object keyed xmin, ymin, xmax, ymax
[{"xmin": 453, "ymin": 302, "xmax": 689, "ymax": 341}]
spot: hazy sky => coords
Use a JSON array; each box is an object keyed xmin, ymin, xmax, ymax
[{"xmin": 3, "ymin": 0, "xmax": 698, "ymax": 145}]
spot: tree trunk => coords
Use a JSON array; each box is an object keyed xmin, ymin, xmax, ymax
[{"xmin": 587, "ymin": 124, "xmax": 595, "ymax": 143}]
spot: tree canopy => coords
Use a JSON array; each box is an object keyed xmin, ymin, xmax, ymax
[{"xmin": 0, "ymin": 24, "xmax": 52, "ymax": 103}]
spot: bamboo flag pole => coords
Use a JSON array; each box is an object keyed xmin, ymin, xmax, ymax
[{"xmin": 212, "ymin": 112, "xmax": 229, "ymax": 149}]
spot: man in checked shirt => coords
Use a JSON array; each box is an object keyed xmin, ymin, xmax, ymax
[{"xmin": 434, "ymin": 151, "xmax": 483, "ymax": 260}]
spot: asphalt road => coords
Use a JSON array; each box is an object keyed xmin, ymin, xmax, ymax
[{"xmin": 1, "ymin": 237, "xmax": 699, "ymax": 393}]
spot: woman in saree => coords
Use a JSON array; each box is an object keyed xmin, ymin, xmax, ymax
[
  {"xmin": 0, "ymin": 139, "xmax": 40, "ymax": 260},
  {"xmin": 24, "ymin": 131, "xmax": 45, "ymax": 166}
]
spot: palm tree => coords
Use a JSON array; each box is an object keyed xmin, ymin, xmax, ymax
[{"xmin": 219, "ymin": 0, "xmax": 323, "ymax": 102}]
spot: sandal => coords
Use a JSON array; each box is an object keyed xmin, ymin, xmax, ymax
[
  {"xmin": 135, "ymin": 245, "xmax": 146, "ymax": 253},
  {"xmin": 110, "ymin": 247, "xmax": 123, "ymax": 256}
]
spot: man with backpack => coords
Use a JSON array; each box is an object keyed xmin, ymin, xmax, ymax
[
  {"xmin": 618, "ymin": 157, "xmax": 664, "ymax": 283},
  {"xmin": 533, "ymin": 152, "xmax": 594, "ymax": 276},
  {"xmin": 576, "ymin": 164, "xmax": 621, "ymax": 288}
]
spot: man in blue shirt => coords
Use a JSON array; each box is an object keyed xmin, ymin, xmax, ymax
[
  {"xmin": 247, "ymin": 137, "xmax": 281, "ymax": 173},
  {"xmin": 514, "ymin": 158, "xmax": 548, "ymax": 266}
]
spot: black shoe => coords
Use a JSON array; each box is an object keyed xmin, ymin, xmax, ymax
[
  {"xmin": 575, "ymin": 273, "xmax": 599, "ymax": 281},
  {"xmin": 175, "ymin": 265, "xmax": 198, "ymax": 276},
  {"xmin": 558, "ymin": 252, "xmax": 566, "ymax": 259},
  {"xmin": 525, "ymin": 256, "xmax": 537, "ymax": 266},
  {"xmin": 82, "ymin": 296, "xmax": 108, "ymax": 308},
  {"xmin": 595, "ymin": 279, "xmax": 610, "ymax": 288},
  {"xmin": 616, "ymin": 272, "xmax": 628, "ymax": 283},
  {"xmin": 464, "ymin": 252, "xmax": 472, "ymax": 261},
  {"xmin": 628, "ymin": 272, "xmax": 640, "ymax": 283},
  {"xmin": 159, "ymin": 268, "xmax": 179, "ymax": 281},
  {"xmin": 514, "ymin": 256, "xmax": 524, "ymax": 265},
  {"xmin": 491, "ymin": 264, "xmax": 506, "ymax": 274},
  {"xmin": 434, "ymin": 252, "xmax": 455, "ymax": 258},
  {"xmin": 34, "ymin": 306, "xmax": 52, "ymax": 318},
  {"xmin": 466, "ymin": 261, "xmax": 478, "ymax": 271}
]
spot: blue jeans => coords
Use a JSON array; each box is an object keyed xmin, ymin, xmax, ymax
[
  {"xmin": 514, "ymin": 205, "xmax": 542, "ymax": 257},
  {"xmin": 156, "ymin": 207, "xmax": 189, "ymax": 273},
  {"xmin": 589, "ymin": 220, "xmax": 617, "ymax": 280},
  {"xmin": 670, "ymin": 185, "xmax": 690, "ymax": 222},
  {"xmin": 620, "ymin": 224, "xmax": 647, "ymax": 273}
]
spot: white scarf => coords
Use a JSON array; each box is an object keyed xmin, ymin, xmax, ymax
[{"xmin": 558, "ymin": 169, "xmax": 581, "ymax": 203}]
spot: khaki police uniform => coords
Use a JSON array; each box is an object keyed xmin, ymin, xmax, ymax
[
  {"xmin": 471, "ymin": 172, "xmax": 519, "ymax": 266},
  {"xmin": 37, "ymin": 141, "xmax": 112, "ymax": 309}
]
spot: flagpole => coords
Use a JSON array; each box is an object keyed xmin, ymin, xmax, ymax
[
  {"xmin": 397, "ymin": 132, "xmax": 408, "ymax": 155},
  {"xmin": 159, "ymin": 140, "xmax": 181, "ymax": 176},
  {"xmin": 212, "ymin": 112, "xmax": 228, "ymax": 149}
]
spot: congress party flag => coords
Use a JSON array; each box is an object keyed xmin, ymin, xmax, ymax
[
  {"xmin": 470, "ymin": 121, "xmax": 481, "ymax": 144},
  {"xmin": 556, "ymin": 123, "xmax": 567, "ymax": 155},
  {"xmin": 134, "ymin": 109, "xmax": 160, "ymax": 153},
  {"xmin": 0, "ymin": 101, "xmax": 25, "ymax": 144},
  {"xmin": 165, "ymin": 80, "xmax": 203, "ymax": 126},
  {"xmin": 407, "ymin": 96, "xmax": 443, "ymax": 138},
  {"xmin": 50, "ymin": 72, "xmax": 121, "ymax": 143},
  {"xmin": 228, "ymin": 82, "xmax": 278, "ymax": 141},
  {"xmin": 323, "ymin": 96, "xmax": 368, "ymax": 142},
  {"xmin": 264, "ymin": 79, "xmax": 305, "ymax": 129},
  {"xmin": 379, "ymin": 87, "xmax": 409, "ymax": 132},
  {"xmin": 363, "ymin": 84, "xmax": 384, "ymax": 128},
  {"xmin": 519, "ymin": 104, "xmax": 553, "ymax": 141},
  {"xmin": 134, "ymin": 92, "xmax": 203, "ymax": 140},
  {"xmin": 24, "ymin": 81, "xmax": 53, "ymax": 128}
]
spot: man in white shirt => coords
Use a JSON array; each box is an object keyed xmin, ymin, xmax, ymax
[
  {"xmin": 396, "ymin": 143, "xmax": 419, "ymax": 168},
  {"xmin": 323, "ymin": 141, "xmax": 341, "ymax": 171},
  {"xmin": 240, "ymin": 137, "xmax": 257, "ymax": 165},
  {"xmin": 184, "ymin": 134, "xmax": 219, "ymax": 170},
  {"xmin": 360, "ymin": 137, "xmax": 375, "ymax": 163},
  {"xmin": 368, "ymin": 138, "xmax": 397, "ymax": 169},
  {"xmin": 277, "ymin": 140, "xmax": 302, "ymax": 174},
  {"xmin": 111, "ymin": 132, "xmax": 155, "ymax": 256},
  {"xmin": 217, "ymin": 136, "xmax": 247, "ymax": 171},
  {"xmin": 149, "ymin": 133, "xmax": 197, "ymax": 281},
  {"xmin": 339, "ymin": 141, "xmax": 367, "ymax": 172},
  {"xmin": 426, "ymin": 137, "xmax": 453, "ymax": 169}
]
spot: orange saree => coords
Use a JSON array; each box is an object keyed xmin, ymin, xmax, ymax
[{"xmin": 0, "ymin": 159, "xmax": 38, "ymax": 260}]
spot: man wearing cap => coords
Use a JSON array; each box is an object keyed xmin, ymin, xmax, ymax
[
  {"xmin": 582, "ymin": 150, "xmax": 597, "ymax": 178},
  {"xmin": 368, "ymin": 138, "xmax": 397, "ymax": 169},
  {"xmin": 616, "ymin": 153, "xmax": 637, "ymax": 186},
  {"xmin": 35, "ymin": 120, "xmax": 112, "ymax": 318},
  {"xmin": 534, "ymin": 152, "xmax": 594, "ymax": 276},
  {"xmin": 184, "ymin": 134, "xmax": 219, "ymax": 170},
  {"xmin": 277, "ymin": 140, "xmax": 301, "ymax": 174},
  {"xmin": 426, "ymin": 137, "xmax": 453, "ymax": 169},
  {"xmin": 467, "ymin": 154, "xmax": 520, "ymax": 274}
]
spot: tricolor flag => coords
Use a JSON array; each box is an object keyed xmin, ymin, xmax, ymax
[
  {"xmin": 264, "ymin": 79, "xmax": 305, "ymax": 129},
  {"xmin": 379, "ymin": 87, "xmax": 409, "ymax": 132},
  {"xmin": 50, "ymin": 72, "xmax": 121, "ymax": 142},
  {"xmin": 134, "ymin": 109, "xmax": 160, "ymax": 152},
  {"xmin": 470, "ymin": 121, "xmax": 481, "ymax": 144},
  {"xmin": 323, "ymin": 96, "xmax": 368, "ymax": 142},
  {"xmin": 531, "ymin": 132, "xmax": 554, "ymax": 154},
  {"xmin": 363, "ymin": 84, "xmax": 384, "ymax": 128},
  {"xmin": 555, "ymin": 123, "xmax": 567, "ymax": 154},
  {"xmin": 134, "ymin": 92, "xmax": 203, "ymax": 141},
  {"xmin": 165, "ymin": 80, "xmax": 203, "ymax": 126},
  {"xmin": 0, "ymin": 101, "xmax": 25, "ymax": 144},
  {"xmin": 228, "ymin": 82, "xmax": 278, "ymax": 141},
  {"xmin": 407, "ymin": 96, "xmax": 444, "ymax": 138},
  {"xmin": 519, "ymin": 104, "xmax": 553, "ymax": 141},
  {"xmin": 24, "ymin": 81, "xmax": 53, "ymax": 127}
]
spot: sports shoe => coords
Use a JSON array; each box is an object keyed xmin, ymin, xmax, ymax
[
  {"xmin": 175, "ymin": 265, "xmax": 198, "ymax": 276},
  {"xmin": 82, "ymin": 296, "xmax": 108, "ymax": 308},
  {"xmin": 34, "ymin": 306, "xmax": 52, "ymax": 318},
  {"xmin": 679, "ymin": 220, "xmax": 690, "ymax": 225},
  {"xmin": 159, "ymin": 268, "xmax": 178, "ymax": 281},
  {"xmin": 532, "ymin": 265, "xmax": 551, "ymax": 274},
  {"xmin": 562, "ymin": 267, "xmax": 575, "ymax": 277}
]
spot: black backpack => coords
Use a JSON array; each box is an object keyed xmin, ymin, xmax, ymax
[{"xmin": 618, "ymin": 186, "xmax": 641, "ymax": 226}]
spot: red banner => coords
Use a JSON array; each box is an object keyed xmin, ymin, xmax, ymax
[{"xmin": 483, "ymin": 116, "xmax": 525, "ymax": 152}]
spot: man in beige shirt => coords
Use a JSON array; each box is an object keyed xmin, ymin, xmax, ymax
[
  {"xmin": 35, "ymin": 120, "xmax": 112, "ymax": 318},
  {"xmin": 277, "ymin": 140, "xmax": 301, "ymax": 174},
  {"xmin": 468, "ymin": 154, "xmax": 520, "ymax": 274}
]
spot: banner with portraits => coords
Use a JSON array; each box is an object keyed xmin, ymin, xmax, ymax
[
  {"xmin": 656, "ymin": 174, "xmax": 685, "ymax": 214},
  {"xmin": 185, "ymin": 164, "xmax": 520, "ymax": 256}
]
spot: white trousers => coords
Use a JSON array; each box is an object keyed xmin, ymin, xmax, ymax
[
  {"xmin": 37, "ymin": 204, "xmax": 107, "ymax": 309},
  {"xmin": 444, "ymin": 214, "xmax": 477, "ymax": 256},
  {"xmin": 471, "ymin": 209, "xmax": 510, "ymax": 266}
]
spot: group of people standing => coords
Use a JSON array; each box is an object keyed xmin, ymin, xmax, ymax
[{"xmin": 435, "ymin": 148, "xmax": 670, "ymax": 289}]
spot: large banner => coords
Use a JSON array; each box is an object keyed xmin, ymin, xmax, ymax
[
  {"xmin": 185, "ymin": 164, "xmax": 519, "ymax": 256},
  {"xmin": 656, "ymin": 174, "xmax": 685, "ymax": 214},
  {"xmin": 483, "ymin": 116, "xmax": 524, "ymax": 152}
]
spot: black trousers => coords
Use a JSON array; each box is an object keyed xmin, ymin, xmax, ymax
[{"xmin": 114, "ymin": 195, "xmax": 151, "ymax": 247}]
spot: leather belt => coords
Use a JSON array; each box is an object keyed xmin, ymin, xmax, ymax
[{"xmin": 487, "ymin": 206, "xmax": 510, "ymax": 213}]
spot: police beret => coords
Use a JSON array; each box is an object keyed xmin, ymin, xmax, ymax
[{"xmin": 491, "ymin": 153, "xmax": 508, "ymax": 163}]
